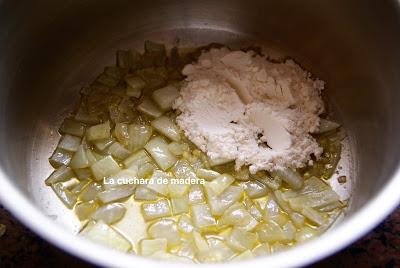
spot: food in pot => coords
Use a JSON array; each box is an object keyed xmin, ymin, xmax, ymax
[{"xmin": 44, "ymin": 41, "xmax": 346, "ymax": 263}]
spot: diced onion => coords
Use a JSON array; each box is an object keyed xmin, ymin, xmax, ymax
[
  {"xmin": 256, "ymin": 221, "xmax": 287, "ymax": 243},
  {"xmin": 125, "ymin": 75, "xmax": 146, "ymax": 98},
  {"xmin": 137, "ymin": 98, "xmax": 163, "ymax": 118},
  {"xmin": 145, "ymin": 136, "xmax": 177, "ymax": 171},
  {"xmin": 57, "ymin": 134, "xmax": 81, "ymax": 152},
  {"xmin": 188, "ymin": 185, "xmax": 205, "ymax": 204},
  {"xmin": 90, "ymin": 155, "xmax": 121, "ymax": 181},
  {"xmin": 190, "ymin": 203, "xmax": 216, "ymax": 229},
  {"xmin": 232, "ymin": 250, "xmax": 254, "ymax": 261},
  {"xmin": 151, "ymin": 116, "xmax": 181, "ymax": 142},
  {"xmin": 94, "ymin": 138, "xmax": 114, "ymax": 151},
  {"xmin": 204, "ymin": 185, "xmax": 243, "ymax": 216},
  {"xmin": 140, "ymin": 238, "xmax": 168, "ymax": 256},
  {"xmin": 271, "ymin": 168, "xmax": 303, "ymax": 190},
  {"xmin": 49, "ymin": 148, "xmax": 72, "ymax": 168},
  {"xmin": 168, "ymin": 141, "xmax": 189, "ymax": 156},
  {"xmin": 134, "ymin": 185, "xmax": 158, "ymax": 201},
  {"xmin": 128, "ymin": 123, "xmax": 153, "ymax": 152},
  {"xmin": 152, "ymin": 85, "xmax": 180, "ymax": 111},
  {"xmin": 301, "ymin": 207, "xmax": 325, "ymax": 226},
  {"xmin": 123, "ymin": 149, "xmax": 152, "ymax": 168},
  {"xmin": 51, "ymin": 183, "xmax": 77, "ymax": 208},
  {"xmin": 196, "ymin": 168, "xmax": 220, "ymax": 181},
  {"xmin": 70, "ymin": 145, "xmax": 90, "ymax": 169},
  {"xmin": 208, "ymin": 174, "xmax": 235, "ymax": 195},
  {"xmin": 107, "ymin": 142, "xmax": 131, "ymax": 160},
  {"xmin": 75, "ymin": 201, "xmax": 98, "ymax": 220},
  {"xmin": 86, "ymin": 121, "xmax": 111, "ymax": 141},
  {"xmin": 79, "ymin": 182, "xmax": 103, "ymax": 202},
  {"xmin": 171, "ymin": 195, "xmax": 189, "ymax": 214},
  {"xmin": 59, "ymin": 118, "xmax": 86, "ymax": 137},
  {"xmin": 147, "ymin": 170, "xmax": 171, "ymax": 196},
  {"xmin": 226, "ymin": 228, "xmax": 257, "ymax": 252},
  {"xmin": 97, "ymin": 185, "xmax": 135, "ymax": 203},
  {"xmin": 148, "ymin": 219, "xmax": 181, "ymax": 246},
  {"xmin": 45, "ymin": 165, "xmax": 75, "ymax": 185},
  {"xmin": 141, "ymin": 199, "xmax": 171, "ymax": 221},
  {"xmin": 241, "ymin": 180, "xmax": 269, "ymax": 198},
  {"xmin": 81, "ymin": 221, "xmax": 131, "ymax": 252},
  {"xmin": 114, "ymin": 123, "xmax": 130, "ymax": 147},
  {"xmin": 252, "ymin": 243, "xmax": 271, "ymax": 256},
  {"xmin": 91, "ymin": 203, "xmax": 127, "ymax": 224},
  {"xmin": 177, "ymin": 214, "xmax": 195, "ymax": 234}
]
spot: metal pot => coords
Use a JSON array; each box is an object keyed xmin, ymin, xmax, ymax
[{"xmin": 1, "ymin": 0, "xmax": 400, "ymax": 267}]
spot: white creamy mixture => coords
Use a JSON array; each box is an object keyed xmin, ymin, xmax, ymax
[{"xmin": 173, "ymin": 47, "xmax": 325, "ymax": 173}]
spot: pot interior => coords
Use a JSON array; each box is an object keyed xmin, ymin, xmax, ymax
[{"xmin": 1, "ymin": 0, "xmax": 400, "ymax": 260}]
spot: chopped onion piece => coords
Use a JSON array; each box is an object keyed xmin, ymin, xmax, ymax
[
  {"xmin": 114, "ymin": 123, "xmax": 129, "ymax": 147},
  {"xmin": 204, "ymin": 185, "xmax": 243, "ymax": 216},
  {"xmin": 86, "ymin": 121, "xmax": 111, "ymax": 141},
  {"xmin": 241, "ymin": 180, "xmax": 269, "ymax": 198},
  {"xmin": 208, "ymin": 174, "xmax": 235, "ymax": 195},
  {"xmin": 79, "ymin": 182, "xmax": 103, "ymax": 202},
  {"xmin": 134, "ymin": 185, "xmax": 158, "ymax": 200},
  {"xmin": 168, "ymin": 142, "xmax": 188, "ymax": 156},
  {"xmin": 301, "ymin": 207, "xmax": 325, "ymax": 226},
  {"xmin": 295, "ymin": 226, "xmax": 319, "ymax": 243},
  {"xmin": 86, "ymin": 149, "xmax": 98, "ymax": 165},
  {"xmin": 151, "ymin": 116, "xmax": 181, "ymax": 142},
  {"xmin": 289, "ymin": 212, "xmax": 305, "ymax": 228},
  {"xmin": 128, "ymin": 123, "xmax": 153, "ymax": 152},
  {"xmin": 196, "ymin": 168, "xmax": 220, "ymax": 181},
  {"xmin": 107, "ymin": 142, "xmax": 131, "ymax": 160},
  {"xmin": 282, "ymin": 221, "xmax": 296, "ymax": 241},
  {"xmin": 49, "ymin": 148, "xmax": 72, "ymax": 168},
  {"xmin": 137, "ymin": 98, "xmax": 163, "ymax": 118},
  {"xmin": 97, "ymin": 185, "xmax": 135, "ymax": 203},
  {"xmin": 232, "ymin": 250, "xmax": 254, "ymax": 261},
  {"xmin": 75, "ymin": 200, "xmax": 98, "ymax": 220},
  {"xmin": 140, "ymin": 238, "xmax": 167, "ymax": 256},
  {"xmin": 148, "ymin": 219, "xmax": 181, "ymax": 246},
  {"xmin": 145, "ymin": 136, "xmax": 177, "ymax": 171},
  {"xmin": 70, "ymin": 145, "xmax": 90, "ymax": 169},
  {"xmin": 192, "ymin": 231, "xmax": 209, "ymax": 252},
  {"xmin": 271, "ymin": 168, "xmax": 303, "ymax": 190},
  {"xmin": 45, "ymin": 165, "xmax": 75, "ymax": 185},
  {"xmin": 73, "ymin": 170, "xmax": 90, "ymax": 184},
  {"xmin": 256, "ymin": 221, "xmax": 287, "ymax": 243},
  {"xmin": 81, "ymin": 221, "xmax": 131, "ymax": 252},
  {"xmin": 197, "ymin": 238, "xmax": 236, "ymax": 262},
  {"xmin": 91, "ymin": 203, "xmax": 127, "ymax": 224},
  {"xmin": 137, "ymin": 163, "xmax": 156, "ymax": 178},
  {"xmin": 226, "ymin": 228, "xmax": 257, "ymax": 252},
  {"xmin": 94, "ymin": 137, "xmax": 114, "ymax": 151},
  {"xmin": 208, "ymin": 157, "xmax": 233, "ymax": 167},
  {"xmin": 288, "ymin": 189, "xmax": 340, "ymax": 211},
  {"xmin": 252, "ymin": 243, "xmax": 271, "ymax": 256},
  {"xmin": 141, "ymin": 199, "xmax": 171, "ymax": 221},
  {"xmin": 188, "ymin": 185, "xmax": 205, "ymax": 204},
  {"xmin": 171, "ymin": 195, "xmax": 189, "ymax": 214},
  {"xmin": 57, "ymin": 134, "xmax": 81, "ymax": 152},
  {"xmin": 147, "ymin": 170, "xmax": 171, "ymax": 196},
  {"xmin": 125, "ymin": 75, "xmax": 146, "ymax": 98},
  {"xmin": 178, "ymin": 214, "xmax": 195, "ymax": 234},
  {"xmin": 151, "ymin": 85, "xmax": 180, "ymax": 111},
  {"xmin": 191, "ymin": 203, "xmax": 216, "ymax": 229},
  {"xmin": 59, "ymin": 118, "xmax": 86, "ymax": 137},
  {"xmin": 104, "ymin": 169, "xmax": 137, "ymax": 189},
  {"xmin": 51, "ymin": 183, "xmax": 77, "ymax": 208},
  {"xmin": 123, "ymin": 149, "xmax": 152, "ymax": 168},
  {"xmin": 315, "ymin": 118, "xmax": 341, "ymax": 134},
  {"xmin": 90, "ymin": 155, "xmax": 121, "ymax": 181},
  {"xmin": 169, "ymin": 160, "xmax": 197, "ymax": 196},
  {"xmin": 221, "ymin": 203, "xmax": 254, "ymax": 227}
]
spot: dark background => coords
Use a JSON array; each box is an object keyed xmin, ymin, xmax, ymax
[{"xmin": 0, "ymin": 206, "xmax": 399, "ymax": 267}]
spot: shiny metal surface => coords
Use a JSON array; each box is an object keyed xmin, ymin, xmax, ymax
[{"xmin": 0, "ymin": 0, "xmax": 400, "ymax": 267}]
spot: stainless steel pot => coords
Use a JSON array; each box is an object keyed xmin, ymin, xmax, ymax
[{"xmin": 1, "ymin": 0, "xmax": 400, "ymax": 267}]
